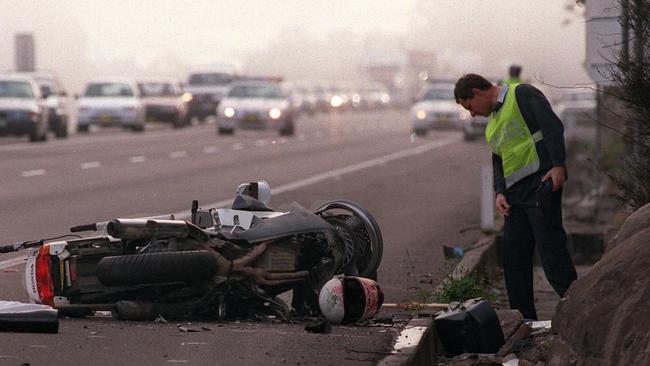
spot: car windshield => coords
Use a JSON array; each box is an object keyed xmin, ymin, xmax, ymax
[
  {"xmin": 139, "ymin": 82, "xmax": 176, "ymax": 97},
  {"xmin": 188, "ymin": 73, "xmax": 234, "ymax": 86},
  {"xmin": 420, "ymin": 88, "xmax": 454, "ymax": 101},
  {"xmin": 84, "ymin": 83, "xmax": 135, "ymax": 97},
  {"xmin": 0, "ymin": 81, "xmax": 35, "ymax": 98},
  {"xmin": 227, "ymin": 85, "xmax": 285, "ymax": 99}
]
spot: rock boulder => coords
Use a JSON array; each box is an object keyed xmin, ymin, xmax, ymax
[{"xmin": 549, "ymin": 203, "xmax": 650, "ymax": 365}]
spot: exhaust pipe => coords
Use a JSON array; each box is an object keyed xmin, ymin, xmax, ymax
[
  {"xmin": 106, "ymin": 219, "xmax": 149, "ymax": 239},
  {"xmin": 145, "ymin": 220, "xmax": 189, "ymax": 239},
  {"xmin": 107, "ymin": 219, "xmax": 202, "ymax": 240}
]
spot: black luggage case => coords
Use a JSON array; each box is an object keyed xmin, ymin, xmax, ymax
[{"xmin": 434, "ymin": 298, "xmax": 505, "ymax": 356}]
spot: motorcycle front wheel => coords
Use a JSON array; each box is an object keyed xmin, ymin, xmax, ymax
[{"xmin": 315, "ymin": 200, "xmax": 383, "ymax": 280}]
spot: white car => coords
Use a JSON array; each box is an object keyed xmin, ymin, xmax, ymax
[
  {"xmin": 12, "ymin": 71, "xmax": 69, "ymax": 138},
  {"xmin": 0, "ymin": 74, "xmax": 49, "ymax": 142},
  {"xmin": 76, "ymin": 78, "xmax": 146, "ymax": 132},
  {"xmin": 410, "ymin": 84, "xmax": 469, "ymax": 136},
  {"xmin": 217, "ymin": 81, "xmax": 294, "ymax": 136}
]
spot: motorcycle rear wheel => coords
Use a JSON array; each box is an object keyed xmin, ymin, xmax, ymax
[{"xmin": 96, "ymin": 250, "xmax": 217, "ymax": 287}]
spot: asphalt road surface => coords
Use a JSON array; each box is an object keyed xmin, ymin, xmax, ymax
[{"xmin": 0, "ymin": 109, "xmax": 490, "ymax": 365}]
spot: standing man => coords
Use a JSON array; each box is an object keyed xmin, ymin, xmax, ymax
[
  {"xmin": 453, "ymin": 74, "xmax": 577, "ymax": 320},
  {"xmin": 499, "ymin": 64, "xmax": 523, "ymax": 86}
]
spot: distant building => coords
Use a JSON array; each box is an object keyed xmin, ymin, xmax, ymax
[{"xmin": 15, "ymin": 33, "xmax": 35, "ymax": 72}]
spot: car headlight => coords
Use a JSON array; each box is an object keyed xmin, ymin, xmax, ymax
[
  {"xmin": 223, "ymin": 107, "xmax": 235, "ymax": 118},
  {"xmin": 269, "ymin": 108, "xmax": 282, "ymax": 119},
  {"xmin": 330, "ymin": 96, "xmax": 343, "ymax": 108},
  {"xmin": 416, "ymin": 110, "xmax": 427, "ymax": 120},
  {"xmin": 182, "ymin": 92, "xmax": 193, "ymax": 103}
]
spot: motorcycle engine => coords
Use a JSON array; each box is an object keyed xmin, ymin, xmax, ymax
[{"xmin": 255, "ymin": 238, "xmax": 299, "ymax": 272}]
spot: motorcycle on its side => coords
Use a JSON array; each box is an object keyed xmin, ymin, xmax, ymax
[{"xmin": 1, "ymin": 181, "xmax": 383, "ymax": 321}]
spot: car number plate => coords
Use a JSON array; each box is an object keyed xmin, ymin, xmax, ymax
[
  {"xmin": 244, "ymin": 114, "xmax": 259, "ymax": 122},
  {"xmin": 439, "ymin": 116, "xmax": 449, "ymax": 125},
  {"xmin": 99, "ymin": 115, "xmax": 112, "ymax": 124}
]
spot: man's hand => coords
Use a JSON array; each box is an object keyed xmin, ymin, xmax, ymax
[
  {"xmin": 542, "ymin": 166, "xmax": 566, "ymax": 192},
  {"xmin": 495, "ymin": 193, "xmax": 511, "ymax": 217}
]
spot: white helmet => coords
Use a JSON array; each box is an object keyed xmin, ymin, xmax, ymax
[
  {"xmin": 236, "ymin": 180, "xmax": 271, "ymax": 204},
  {"xmin": 318, "ymin": 276, "xmax": 383, "ymax": 324}
]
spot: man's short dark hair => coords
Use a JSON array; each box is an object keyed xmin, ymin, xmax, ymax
[
  {"xmin": 509, "ymin": 64, "xmax": 522, "ymax": 78},
  {"xmin": 454, "ymin": 74, "xmax": 492, "ymax": 102}
]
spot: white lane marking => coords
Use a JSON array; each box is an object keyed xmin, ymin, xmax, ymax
[
  {"xmin": 130, "ymin": 156, "xmax": 147, "ymax": 163},
  {"xmin": 81, "ymin": 161, "xmax": 101, "ymax": 169},
  {"xmin": 169, "ymin": 151, "xmax": 187, "ymax": 159},
  {"xmin": 254, "ymin": 139, "xmax": 267, "ymax": 147},
  {"xmin": 0, "ymin": 256, "xmax": 26, "ymax": 270},
  {"xmin": 202, "ymin": 146, "xmax": 219, "ymax": 154},
  {"xmin": 168, "ymin": 135, "xmax": 459, "ymax": 220},
  {"xmin": 21, "ymin": 169, "xmax": 46, "ymax": 177},
  {"xmin": 232, "ymin": 143, "xmax": 244, "ymax": 150}
]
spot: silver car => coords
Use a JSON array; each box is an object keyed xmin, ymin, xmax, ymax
[
  {"xmin": 77, "ymin": 78, "xmax": 146, "ymax": 132},
  {"xmin": 217, "ymin": 82, "xmax": 294, "ymax": 136}
]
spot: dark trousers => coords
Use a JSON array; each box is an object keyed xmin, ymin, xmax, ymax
[{"xmin": 502, "ymin": 173, "xmax": 577, "ymax": 320}]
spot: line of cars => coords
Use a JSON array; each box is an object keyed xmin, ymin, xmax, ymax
[
  {"xmin": 283, "ymin": 81, "xmax": 392, "ymax": 114},
  {"xmin": 2, "ymin": 67, "xmax": 397, "ymax": 143},
  {"xmin": 77, "ymin": 77, "xmax": 192, "ymax": 133},
  {"xmin": 0, "ymin": 72, "xmax": 194, "ymax": 142}
]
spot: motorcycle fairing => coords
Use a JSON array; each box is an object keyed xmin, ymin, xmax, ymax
[{"xmin": 218, "ymin": 202, "xmax": 334, "ymax": 243}]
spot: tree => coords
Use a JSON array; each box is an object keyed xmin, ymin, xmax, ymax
[{"xmin": 606, "ymin": 0, "xmax": 650, "ymax": 210}]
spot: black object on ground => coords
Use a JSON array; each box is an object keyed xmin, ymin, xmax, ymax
[
  {"xmin": 304, "ymin": 317, "xmax": 332, "ymax": 334},
  {"xmin": 0, "ymin": 301, "xmax": 59, "ymax": 334},
  {"xmin": 433, "ymin": 298, "xmax": 505, "ymax": 356}
]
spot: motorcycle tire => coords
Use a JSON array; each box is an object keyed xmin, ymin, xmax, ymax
[
  {"xmin": 96, "ymin": 250, "xmax": 217, "ymax": 287},
  {"xmin": 315, "ymin": 200, "xmax": 383, "ymax": 279}
]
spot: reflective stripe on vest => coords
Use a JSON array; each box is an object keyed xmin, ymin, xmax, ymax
[{"xmin": 485, "ymin": 84, "xmax": 544, "ymax": 188}]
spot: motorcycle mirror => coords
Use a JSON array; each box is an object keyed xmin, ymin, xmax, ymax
[{"xmin": 236, "ymin": 180, "xmax": 271, "ymax": 205}]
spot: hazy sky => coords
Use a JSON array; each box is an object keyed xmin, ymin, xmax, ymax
[{"xmin": 0, "ymin": 1, "xmax": 591, "ymax": 93}]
